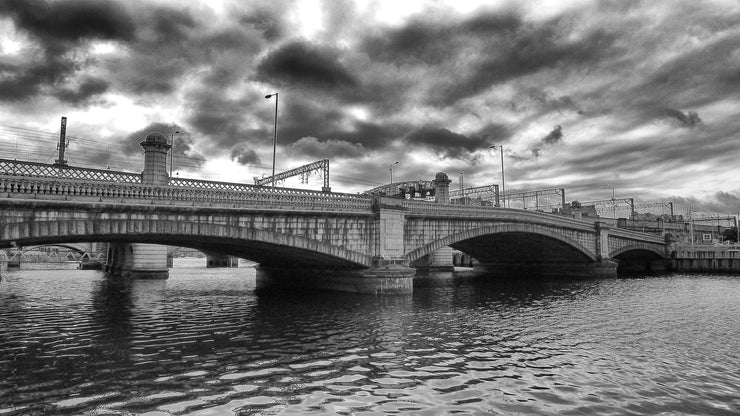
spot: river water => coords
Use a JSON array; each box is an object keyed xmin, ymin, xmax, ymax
[{"xmin": 1, "ymin": 259, "xmax": 739, "ymax": 415}]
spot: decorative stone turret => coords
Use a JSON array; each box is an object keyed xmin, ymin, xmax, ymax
[
  {"xmin": 140, "ymin": 131, "xmax": 171, "ymax": 185},
  {"xmin": 106, "ymin": 132, "xmax": 173, "ymax": 279},
  {"xmin": 433, "ymin": 172, "xmax": 451, "ymax": 204}
]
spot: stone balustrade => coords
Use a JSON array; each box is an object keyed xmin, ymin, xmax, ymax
[
  {"xmin": 0, "ymin": 158, "xmax": 142, "ymax": 183},
  {"xmin": 0, "ymin": 174, "xmax": 373, "ymax": 213},
  {"xmin": 391, "ymin": 197, "xmax": 597, "ymax": 231}
]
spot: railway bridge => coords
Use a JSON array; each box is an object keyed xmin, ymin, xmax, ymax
[{"xmin": 0, "ymin": 133, "xmax": 669, "ymax": 294}]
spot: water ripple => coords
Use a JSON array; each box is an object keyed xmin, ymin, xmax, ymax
[{"xmin": 1, "ymin": 266, "xmax": 740, "ymax": 414}]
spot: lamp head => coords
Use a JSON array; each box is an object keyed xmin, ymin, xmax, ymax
[{"xmin": 265, "ymin": 93, "xmax": 277, "ymax": 99}]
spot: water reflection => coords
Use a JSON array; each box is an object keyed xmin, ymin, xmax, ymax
[{"xmin": 0, "ymin": 266, "xmax": 739, "ymax": 415}]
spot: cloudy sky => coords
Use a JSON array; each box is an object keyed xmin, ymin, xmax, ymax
[{"xmin": 1, "ymin": 0, "xmax": 739, "ymax": 214}]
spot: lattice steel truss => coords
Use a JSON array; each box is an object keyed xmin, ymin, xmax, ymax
[
  {"xmin": 688, "ymin": 213, "xmax": 738, "ymax": 227},
  {"xmin": 450, "ymin": 184, "xmax": 500, "ymax": 206},
  {"xmin": 632, "ymin": 201, "xmax": 674, "ymax": 217},
  {"xmin": 365, "ymin": 180, "xmax": 436, "ymax": 199},
  {"xmin": 502, "ymin": 188, "xmax": 566, "ymax": 211},
  {"xmin": 0, "ymin": 158, "xmax": 141, "ymax": 183},
  {"xmin": 580, "ymin": 198, "xmax": 635, "ymax": 219},
  {"xmin": 254, "ymin": 159, "xmax": 330, "ymax": 192}
]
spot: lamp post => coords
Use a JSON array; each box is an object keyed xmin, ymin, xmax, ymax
[
  {"xmin": 265, "ymin": 92, "xmax": 279, "ymax": 188},
  {"xmin": 490, "ymin": 145, "xmax": 506, "ymax": 208},
  {"xmin": 604, "ymin": 183, "xmax": 616, "ymax": 218},
  {"xmin": 389, "ymin": 161, "xmax": 399, "ymax": 183},
  {"xmin": 459, "ymin": 172, "xmax": 465, "ymax": 204},
  {"xmin": 169, "ymin": 130, "xmax": 179, "ymax": 178}
]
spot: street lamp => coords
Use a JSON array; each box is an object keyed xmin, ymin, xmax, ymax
[
  {"xmin": 489, "ymin": 145, "xmax": 506, "ymax": 208},
  {"xmin": 459, "ymin": 172, "xmax": 464, "ymax": 204},
  {"xmin": 265, "ymin": 92, "xmax": 279, "ymax": 188},
  {"xmin": 389, "ymin": 161, "xmax": 399, "ymax": 183},
  {"xmin": 169, "ymin": 130, "xmax": 179, "ymax": 178},
  {"xmin": 603, "ymin": 183, "xmax": 616, "ymax": 218}
]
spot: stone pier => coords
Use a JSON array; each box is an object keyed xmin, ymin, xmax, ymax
[{"xmin": 106, "ymin": 242, "xmax": 169, "ymax": 279}]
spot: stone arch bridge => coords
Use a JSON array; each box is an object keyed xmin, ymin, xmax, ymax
[{"xmin": 0, "ymin": 168, "xmax": 669, "ymax": 294}]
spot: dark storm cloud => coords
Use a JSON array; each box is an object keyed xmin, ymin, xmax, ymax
[
  {"xmin": 444, "ymin": 27, "xmax": 616, "ymax": 104},
  {"xmin": 142, "ymin": 6, "xmax": 198, "ymax": 43},
  {"xmin": 661, "ymin": 109, "xmax": 702, "ymax": 129},
  {"xmin": 0, "ymin": 65, "xmax": 49, "ymax": 101},
  {"xmin": 541, "ymin": 125, "xmax": 563, "ymax": 144},
  {"xmin": 360, "ymin": 10, "xmax": 617, "ymax": 105},
  {"xmin": 256, "ymin": 41, "xmax": 358, "ymax": 90},
  {"xmin": 184, "ymin": 88, "xmax": 402, "ymax": 156},
  {"xmin": 230, "ymin": 148, "xmax": 261, "ymax": 165},
  {"xmin": 525, "ymin": 89, "xmax": 585, "ymax": 115},
  {"xmin": 291, "ymin": 137, "xmax": 366, "ymax": 159},
  {"xmin": 404, "ymin": 126, "xmax": 491, "ymax": 159},
  {"xmin": 196, "ymin": 28, "xmax": 264, "ymax": 86},
  {"xmin": 259, "ymin": 98, "xmax": 407, "ymax": 149},
  {"xmin": 476, "ymin": 123, "xmax": 512, "ymax": 145},
  {"xmin": 239, "ymin": 9, "xmax": 285, "ymax": 41},
  {"xmin": 595, "ymin": 16, "xmax": 740, "ymax": 130},
  {"xmin": 53, "ymin": 77, "xmax": 110, "ymax": 104},
  {"xmin": 105, "ymin": 5, "xmax": 203, "ymax": 96},
  {"xmin": 0, "ymin": 0, "xmax": 232, "ymax": 102},
  {"xmin": 185, "ymin": 89, "xmax": 255, "ymax": 148},
  {"xmin": 362, "ymin": 11, "xmax": 521, "ymax": 64},
  {"xmin": 0, "ymin": 0, "xmax": 135, "ymax": 102},
  {"xmin": 0, "ymin": 0, "xmax": 135, "ymax": 44},
  {"xmin": 638, "ymin": 18, "xmax": 740, "ymax": 108}
]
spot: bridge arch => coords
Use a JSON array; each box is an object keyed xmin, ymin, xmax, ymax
[
  {"xmin": 406, "ymin": 223, "xmax": 598, "ymax": 264},
  {"xmin": 610, "ymin": 244, "xmax": 667, "ymax": 260},
  {"xmin": 14, "ymin": 243, "xmax": 89, "ymax": 254},
  {"xmin": 2, "ymin": 219, "xmax": 373, "ymax": 268},
  {"xmin": 610, "ymin": 245, "xmax": 669, "ymax": 274}
]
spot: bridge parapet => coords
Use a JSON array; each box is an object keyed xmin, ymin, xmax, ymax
[
  {"xmin": 0, "ymin": 158, "xmax": 141, "ymax": 183},
  {"xmin": 394, "ymin": 198, "xmax": 596, "ymax": 231},
  {"xmin": 608, "ymin": 227, "xmax": 666, "ymax": 245},
  {"xmin": 0, "ymin": 174, "xmax": 374, "ymax": 213}
]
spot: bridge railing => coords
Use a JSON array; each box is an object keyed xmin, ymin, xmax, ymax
[
  {"xmin": 389, "ymin": 197, "xmax": 596, "ymax": 230},
  {"xmin": 0, "ymin": 174, "xmax": 374, "ymax": 212},
  {"xmin": 0, "ymin": 158, "xmax": 142, "ymax": 183},
  {"xmin": 607, "ymin": 227, "xmax": 666, "ymax": 244}
]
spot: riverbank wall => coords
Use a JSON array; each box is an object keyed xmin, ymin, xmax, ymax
[{"xmin": 672, "ymin": 244, "xmax": 740, "ymax": 273}]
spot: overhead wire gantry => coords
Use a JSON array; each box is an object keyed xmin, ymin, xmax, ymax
[{"xmin": 254, "ymin": 158, "xmax": 330, "ymax": 192}]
